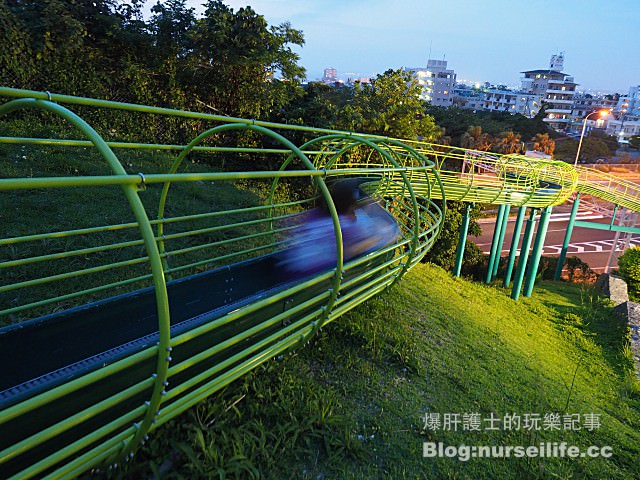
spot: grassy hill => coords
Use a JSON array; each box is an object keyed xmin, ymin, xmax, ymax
[{"xmin": 99, "ymin": 264, "xmax": 640, "ymax": 480}]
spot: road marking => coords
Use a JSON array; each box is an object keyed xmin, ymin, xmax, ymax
[
  {"xmin": 477, "ymin": 210, "xmax": 603, "ymax": 225},
  {"xmin": 481, "ymin": 239, "xmax": 637, "ymax": 255},
  {"xmin": 548, "ymin": 212, "xmax": 604, "ymax": 222}
]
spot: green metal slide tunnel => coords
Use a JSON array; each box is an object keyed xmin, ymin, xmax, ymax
[{"xmin": 0, "ymin": 88, "xmax": 443, "ymax": 479}]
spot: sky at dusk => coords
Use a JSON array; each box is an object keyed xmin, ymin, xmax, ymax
[{"xmin": 184, "ymin": 0, "xmax": 639, "ymax": 93}]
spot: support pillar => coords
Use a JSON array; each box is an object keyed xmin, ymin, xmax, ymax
[
  {"xmin": 511, "ymin": 208, "xmax": 538, "ymax": 300},
  {"xmin": 486, "ymin": 204, "xmax": 506, "ymax": 284},
  {"xmin": 605, "ymin": 230, "xmax": 622, "ymax": 274},
  {"xmin": 454, "ymin": 203, "xmax": 472, "ymax": 277},
  {"xmin": 523, "ymin": 206, "xmax": 553, "ymax": 297},
  {"xmin": 503, "ymin": 206, "xmax": 527, "ymax": 287},
  {"xmin": 605, "ymin": 205, "xmax": 622, "ymax": 274},
  {"xmin": 554, "ymin": 194, "xmax": 580, "ymax": 280},
  {"xmin": 492, "ymin": 204, "xmax": 511, "ymax": 280}
]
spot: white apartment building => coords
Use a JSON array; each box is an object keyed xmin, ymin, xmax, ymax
[
  {"xmin": 572, "ymin": 93, "xmax": 618, "ymax": 119},
  {"xmin": 452, "ymin": 84, "xmax": 485, "ymax": 110},
  {"xmin": 603, "ymin": 86, "xmax": 640, "ymax": 143},
  {"xmin": 405, "ymin": 59, "xmax": 456, "ymax": 107},
  {"xmin": 322, "ymin": 67, "xmax": 338, "ymax": 84},
  {"xmin": 616, "ymin": 85, "xmax": 640, "ymax": 119},
  {"xmin": 521, "ymin": 53, "xmax": 577, "ymax": 130},
  {"xmin": 606, "ymin": 119, "xmax": 640, "ymax": 143},
  {"xmin": 483, "ymin": 89, "xmax": 542, "ymax": 117},
  {"xmin": 567, "ymin": 93, "xmax": 619, "ymax": 134}
]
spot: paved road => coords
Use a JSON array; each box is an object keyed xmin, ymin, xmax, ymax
[{"xmin": 474, "ymin": 210, "xmax": 640, "ymax": 273}]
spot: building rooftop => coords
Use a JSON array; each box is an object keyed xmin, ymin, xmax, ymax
[{"xmin": 521, "ymin": 69, "xmax": 570, "ymax": 76}]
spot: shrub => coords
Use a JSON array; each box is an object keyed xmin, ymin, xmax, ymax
[
  {"xmin": 564, "ymin": 256, "xmax": 597, "ymax": 284},
  {"xmin": 618, "ymin": 247, "xmax": 640, "ymax": 300}
]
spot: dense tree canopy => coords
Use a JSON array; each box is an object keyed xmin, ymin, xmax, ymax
[
  {"xmin": 460, "ymin": 125, "xmax": 493, "ymax": 151},
  {"xmin": 425, "ymin": 105, "xmax": 552, "ymax": 147},
  {"xmin": 494, "ymin": 131, "xmax": 523, "ymax": 154},
  {"xmin": 338, "ymin": 69, "xmax": 442, "ymax": 140},
  {"xmin": 531, "ymin": 133, "xmax": 555, "ymax": 156},
  {"xmin": 1, "ymin": 0, "xmax": 306, "ymax": 119},
  {"xmin": 554, "ymin": 137, "xmax": 612, "ymax": 163}
]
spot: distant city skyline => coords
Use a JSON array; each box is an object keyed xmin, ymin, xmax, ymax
[{"xmin": 183, "ymin": 0, "xmax": 639, "ymax": 93}]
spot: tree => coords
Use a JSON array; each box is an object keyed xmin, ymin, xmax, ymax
[
  {"xmin": 424, "ymin": 105, "xmax": 553, "ymax": 148},
  {"xmin": 422, "ymin": 201, "xmax": 483, "ymax": 270},
  {"xmin": 460, "ymin": 126, "xmax": 494, "ymax": 151},
  {"xmin": 339, "ymin": 69, "xmax": 442, "ymax": 140},
  {"xmin": 494, "ymin": 131, "xmax": 523, "ymax": 154},
  {"xmin": 276, "ymin": 81, "xmax": 352, "ymax": 138},
  {"xmin": 186, "ymin": 0, "xmax": 305, "ymax": 118},
  {"xmin": 423, "ymin": 106, "xmax": 476, "ymax": 145},
  {"xmin": 531, "ymin": 133, "xmax": 555, "ymax": 156},
  {"xmin": 0, "ymin": 2, "xmax": 35, "ymax": 87},
  {"xmin": 588, "ymin": 130, "xmax": 619, "ymax": 156},
  {"xmin": 149, "ymin": 0, "xmax": 195, "ymax": 57},
  {"xmin": 554, "ymin": 137, "xmax": 610, "ymax": 163}
]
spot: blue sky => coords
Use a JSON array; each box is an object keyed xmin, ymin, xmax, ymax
[{"xmin": 185, "ymin": 0, "xmax": 639, "ymax": 93}]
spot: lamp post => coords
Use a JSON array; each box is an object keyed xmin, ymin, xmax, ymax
[{"xmin": 574, "ymin": 109, "xmax": 609, "ymax": 166}]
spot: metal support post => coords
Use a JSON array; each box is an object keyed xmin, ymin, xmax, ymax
[
  {"xmin": 511, "ymin": 208, "xmax": 538, "ymax": 300},
  {"xmin": 605, "ymin": 206, "xmax": 625, "ymax": 274},
  {"xmin": 492, "ymin": 204, "xmax": 511, "ymax": 280},
  {"xmin": 523, "ymin": 206, "xmax": 553, "ymax": 297},
  {"xmin": 554, "ymin": 194, "xmax": 580, "ymax": 280},
  {"xmin": 503, "ymin": 206, "xmax": 527, "ymax": 287},
  {"xmin": 486, "ymin": 204, "xmax": 506, "ymax": 284},
  {"xmin": 454, "ymin": 203, "xmax": 472, "ymax": 277},
  {"xmin": 605, "ymin": 230, "xmax": 622, "ymax": 274}
]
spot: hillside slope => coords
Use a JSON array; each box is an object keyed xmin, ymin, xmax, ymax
[{"xmin": 104, "ymin": 263, "xmax": 640, "ymax": 480}]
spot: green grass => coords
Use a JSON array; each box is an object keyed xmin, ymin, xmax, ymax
[
  {"xmin": 95, "ymin": 265, "xmax": 640, "ymax": 480},
  {"xmin": 0, "ymin": 140, "xmax": 302, "ymax": 325}
]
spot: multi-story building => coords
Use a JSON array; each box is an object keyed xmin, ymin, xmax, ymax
[
  {"xmin": 322, "ymin": 67, "xmax": 338, "ymax": 84},
  {"xmin": 604, "ymin": 86, "xmax": 640, "ymax": 144},
  {"xmin": 606, "ymin": 118, "xmax": 640, "ymax": 144},
  {"xmin": 482, "ymin": 88, "xmax": 542, "ymax": 117},
  {"xmin": 520, "ymin": 53, "xmax": 577, "ymax": 130},
  {"xmin": 567, "ymin": 93, "xmax": 619, "ymax": 134},
  {"xmin": 452, "ymin": 84, "xmax": 485, "ymax": 110},
  {"xmin": 405, "ymin": 59, "xmax": 456, "ymax": 107},
  {"xmin": 616, "ymin": 85, "xmax": 640, "ymax": 119},
  {"xmin": 571, "ymin": 93, "xmax": 619, "ymax": 119}
]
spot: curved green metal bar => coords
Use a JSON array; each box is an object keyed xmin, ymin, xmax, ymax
[
  {"xmin": 307, "ymin": 134, "xmax": 425, "ymax": 287},
  {"xmin": 371, "ymin": 137, "xmax": 446, "ymax": 208},
  {"xmin": 273, "ymin": 133, "xmax": 433, "ymax": 284},
  {"xmin": 0, "ymin": 98, "xmax": 171, "ymax": 458},
  {"xmin": 156, "ymin": 125, "xmax": 345, "ymax": 330},
  {"xmin": 155, "ymin": 122, "xmax": 325, "ymax": 276}
]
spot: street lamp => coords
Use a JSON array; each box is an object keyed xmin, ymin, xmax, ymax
[{"xmin": 574, "ymin": 109, "xmax": 610, "ymax": 166}]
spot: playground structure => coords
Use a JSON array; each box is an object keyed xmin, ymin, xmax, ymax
[{"xmin": 1, "ymin": 87, "xmax": 640, "ymax": 478}]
